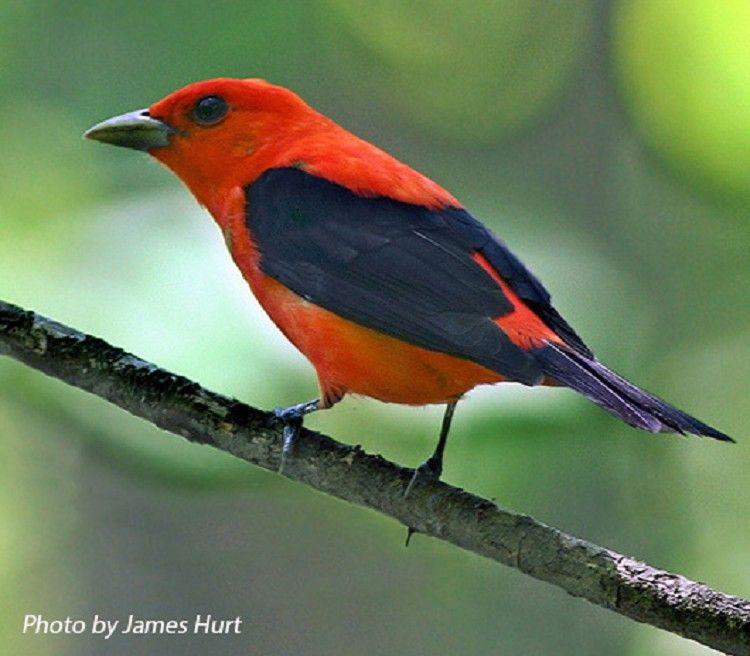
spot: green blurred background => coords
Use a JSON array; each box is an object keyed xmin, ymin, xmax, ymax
[{"xmin": 1, "ymin": 1, "xmax": 748, "ymax": 654}]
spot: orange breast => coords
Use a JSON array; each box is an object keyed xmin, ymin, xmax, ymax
[{"xmin": 249, "ymin": 273, "xmax": 504, "ymax": 405}]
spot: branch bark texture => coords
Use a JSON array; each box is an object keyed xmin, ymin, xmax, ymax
[{"xmin": 1, "ymin": 299, "xmax": 748, "ymax": 655}]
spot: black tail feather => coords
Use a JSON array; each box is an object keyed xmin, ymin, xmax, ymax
[{"xmin": 533, "ymin": 342, "xmax": 733, "ymax": 442}]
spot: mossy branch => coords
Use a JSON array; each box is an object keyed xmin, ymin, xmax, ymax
[{"xmin": 0, "ymin": 299, "xmax": 748, "ymax": 655}]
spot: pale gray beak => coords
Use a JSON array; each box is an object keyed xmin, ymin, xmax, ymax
[{"xmin": 84, "ymin": 109, "xmax": 175, "ymax": 151}]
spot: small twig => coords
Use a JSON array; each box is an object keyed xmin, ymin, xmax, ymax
[{"xmin": 0, "ymin": 299, "xmax": 748, "ymax": 655}]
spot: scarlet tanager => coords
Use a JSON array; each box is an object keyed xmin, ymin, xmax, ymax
[{"xmin": 85, "ymin": 78, "xmax": 731, "ymax": 488}]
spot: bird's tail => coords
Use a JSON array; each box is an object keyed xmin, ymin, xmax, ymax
[{"xmin": 533, "ymin": 341, "xmax": 733, "ymax": 441}]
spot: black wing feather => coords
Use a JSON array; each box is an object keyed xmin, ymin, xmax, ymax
[
  {"xmin": 246, "ymin": 167, "xmax": 586, "ymax": 385},
  {"xmin": 452, "ymin": 212, "xmax": 592, "ymax": 357}
]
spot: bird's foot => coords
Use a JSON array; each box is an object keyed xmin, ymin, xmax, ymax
[
  {"xmin": 404, "ymin": 455, "xmax": 443, "ymax": 499},
  {"xmin": 403, "ymin": 457, "xmax": 443, "ymax": 546},
  {"xmin": 274, "ymin": 399, "xmax": 319, "ymax": 474},
  {"xmin": 403, "ymin": 401, "xmax": 456, "ymax": 546}
]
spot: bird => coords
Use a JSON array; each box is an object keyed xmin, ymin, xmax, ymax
[{"xmin": 85, "ymin": 78, "xmax": 732, "ymax": 493}]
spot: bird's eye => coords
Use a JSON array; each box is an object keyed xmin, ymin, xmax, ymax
[{"xmin": 192, "ymin": 95, "xmax": 228, "ymax": 125}]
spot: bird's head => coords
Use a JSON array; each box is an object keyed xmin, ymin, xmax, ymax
[{"xmin": 85, "ymin": 78, "xmax": 318, "ymax": 210}]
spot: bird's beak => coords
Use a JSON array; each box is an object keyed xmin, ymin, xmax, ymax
[{"xmin": 84, "ymin": 109, "xmax": 175, "ymax": 151}]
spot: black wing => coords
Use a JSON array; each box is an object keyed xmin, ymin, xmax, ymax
[
  {"xmin": 451, "ymin": 209, "xmax": 592, "ymax": 357},
  {"xmin": 245, "ymin": 168, "xmax": 587, "ymax": 385}
]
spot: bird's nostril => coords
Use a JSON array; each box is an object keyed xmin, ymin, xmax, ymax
[{"xmin": 140, "ymin": 109, "xmax": 150, "ymax": 117}]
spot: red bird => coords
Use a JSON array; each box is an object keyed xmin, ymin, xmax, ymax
[{"xmin": 85, "ymin": 78, "xmax": 731, "ymax": 487}]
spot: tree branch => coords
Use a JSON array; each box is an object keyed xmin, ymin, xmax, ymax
[{"xmin": 1, "ymin": 298, "xmax": 748, "ymax": 655}]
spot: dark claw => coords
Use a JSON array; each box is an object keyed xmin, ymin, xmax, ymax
[
  {"xmin": 274, "ymin": 399, "xmax": 319, "ymax": 474},
  {"xmin": 274, "ymin": 399, "xmax": 318, "ymax": 422},
  {"xmin": 402, "ymin": 401, "xmax": 457, "ymax": 546},
  {"xmin": 275, "ymin": 412, "xmax": 302, "ymax": 475},
  {"xmin": 404, "ymin": 455, "xmax": 443, "ymax": 499},
  {"xmin": 403, "ymin": 457, "xmax": 442, "ymax": 545},
  {"xmin": 278, "ymin": 419, "xmax": 302, "ymax": 474}
]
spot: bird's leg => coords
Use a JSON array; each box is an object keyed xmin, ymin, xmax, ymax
[
  {"xmin": 405, "ymin": 400, "xmax": 458, "ymax": 498},
  {"xmin": 404, "ymin": 400, "xmax": 458, "ymax": 546},
  {"xmin": 274, "ymin": 398, "xmax": 320, "ymax": 473}
]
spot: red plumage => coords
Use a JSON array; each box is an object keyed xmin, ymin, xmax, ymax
[{"xmin": 85, "ymin": 78, "xmax": 731, "ymax": 445}]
